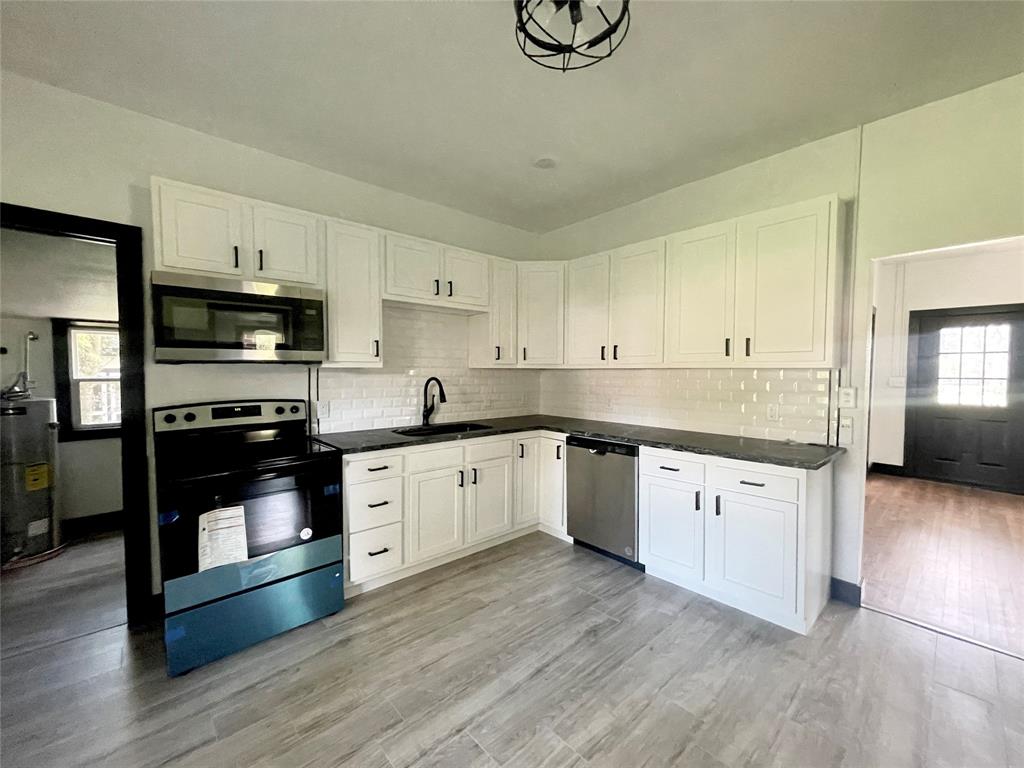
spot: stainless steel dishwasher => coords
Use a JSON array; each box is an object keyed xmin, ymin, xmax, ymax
[{"xmin": 566, "ymin": 435, "xmax": 640, "ymax": 565}]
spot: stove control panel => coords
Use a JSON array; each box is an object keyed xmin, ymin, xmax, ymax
[{"xmin": 153, "ymin": 400, "xmax": 307, "ymax": 432}]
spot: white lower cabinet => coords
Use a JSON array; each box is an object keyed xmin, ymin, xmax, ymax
[
  {"xmin": 537, "ymin": 438, "xmax": 566, "ymax": 533},
  {"xmin": 514, "ymin": 437, "xmax": 540, "ymax": 527},
  {"xmin": 466, "ymin": 456, "xmax": 514, "ymax": 543},
  {"xmin": 638, "ymin": 446, "xmax": 833, "ymax": 634},
  {"xmin": 407, "ymin": 466, "xmax": 465, "ymax": 563},
  {"xmin": 349, "ymin": 523, "xmax": 403, "ymax": 582}
]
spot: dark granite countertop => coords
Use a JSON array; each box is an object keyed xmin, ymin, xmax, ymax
[{"xmin": 317, "ymin": 415, "xmax": 845, "ymax": 470}]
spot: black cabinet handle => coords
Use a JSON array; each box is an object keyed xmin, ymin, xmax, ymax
[
  {"xmin": 518, "ymin": 444, "xmax": 524, "ymax": 459},
  {"xmin": 659, "ymin": 465, "xmax": 679, "ymax": 472},
  {"xmin": 745, "ymin": 337, "xmax": 751, "ymax": 357},
  {"xmin": 367, "ymin": 547, "xmax": 390, "ymax": 557},
  {"xmin": 367, "ymin": 501, "xmax": 389, "ymax": 508},
  {"xmin": 458, "ymin": 470, "xmax": 464, "ymax": 487},
  {"xmin": 447, "ymin": 280, "xmax": 453, "ymax": 297},
  {"xmin": 472, "ymin": 468, "xmax": 478, "ymax": 485},
  {"xmin": 695, "ymin": 491, "xmax": 701, "ymax": 511},
  {"xmin": 725, "ymin": 337, "xmax": 731, "ymax": 356},
  {"xmin": 367, "ymin": 465, "xmax": 389, "ymax": 472},
  {"xmin": 739, "ymin": 480, "xmax": 766, "ymax": 487},
  {"xmin": 373, "ymin": 339, "xmax": 380, "ymax": 358},
  {"xmin": 613, "ymin": 344, "xmax": 619, "ymax": 360},
  {"xmin": 433, "ymin": 279, "xmax": 440, "ymax": 296},
  {"xmin": 523, "ymin": 347, "xmax": 527, "ymax": 361},
  {"xmin": 258, "ymin": 249, "xmax": 264, "ymax": 271},
  {"xmin": 715, "ymin": 495, "xmax": 721, "ymax": 516},
  {"xmin": 556, "ymin": 445, "xmax": 561, "ymax": 460},
  {"xmin": 233, "ymin": 245, "xmax": 239, "ymax": 268},
  {"xmin": 600, "ymin": 345, "xmax": 606, "ymax": 361},
  {"xmin": 495, "ymin": 346, "xmax": 501, "ymax": 361}
]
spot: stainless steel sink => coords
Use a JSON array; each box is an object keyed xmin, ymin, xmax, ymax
[{"xmin": 392, "ymin": 422, "xmax": 491, "ymax": 437}]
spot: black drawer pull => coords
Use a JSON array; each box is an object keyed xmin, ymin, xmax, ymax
[
  {"xmin": 695, "ymin": 490, "xmax": 701, "ymax": 511},
  {"xmin": 556, "ymin": 445, "xmax": 561, "ymax": 460},
  {"xmin": 725, "ymin": 337, "xmax": 730, "ymax": 356},
  {"xmin": 613, "ymin": 344, "xmax": 619, "ymax": 360},
  {"xmin": 745, "ymin": 337, "xmax": 751, "ymax": 357},
  {"xmin": 739, "ymin": 480, "xmax": 766, "ymax": 487},
  {"xmin": 495, "ymin": 345, "xmax": 501, "ymax": 361},
  {"xmin": 373, "ymin": 339, "xmax": 380, "ymax": 358},
  {"xmin": 367, "ymin": 501, "xmax": 389, "ymax": 508},
  {"xmin": 600, "ymin": 345, "xmax": 606, "ymax": 361},
  {"xmin": 367, "ymin": 547, "xmax": 390, "ymax": 557},
  {"xmin": 366, "ymin": 465, "xmax": 389, "ymax": 472},
  {"xmin": 258, "ymin": 248, "xmax": 264, "ymax": 271},
  {"xmin": 659, "ymin": 465, "xmax": 679, "ymax": 472},
  {"xmin": 472, "ymin": 468, "xmax": 478, "ymax": 484},
  {"xmin": 519, "ymin": 444, "xmax": 524, "ymax": 459},
  {"xmin": 433, "ymin": 279, "xmax": 440, "ymax": 296},
  {"xmin": 447, "ymin": 280, "xmax": 453, "ymax": 297},
  {"xmin": 523, "ymin": 346, "xmax": 527, "ymax": 361},
  {"xmin": 715, "ymin": 495, "xmax": 721, "ymax": 516},
  {"xmin": 458, "ymin": 470, "xmax": 464, "ymax": 487},
  {"xmin": 233, "ymin": 245, "xmax": 239, "ymax": 268}
]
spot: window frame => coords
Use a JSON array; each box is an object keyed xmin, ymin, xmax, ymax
[{"xmin": 52, "ymin": 318, "xmax": 122, "ymax": 442}]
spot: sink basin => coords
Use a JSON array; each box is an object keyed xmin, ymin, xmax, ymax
[{"xmin": 393, "ymin": 422, "xmax": 491, "ymax": 437}]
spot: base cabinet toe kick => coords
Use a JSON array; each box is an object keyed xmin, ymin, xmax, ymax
[{"xmin": 341, "ymin": 434, "xmax": 835, "ymax": 634}]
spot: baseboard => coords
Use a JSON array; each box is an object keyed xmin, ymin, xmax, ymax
[
  {"xmin": 830, "ymin": 577, "xmax": 862, "ymax": 607},
  {"xmin": 868, "ymin": 463, "xmax": 905, "ymax": 477},
  {"xmin": 61, "ymin": 510, "xmax": 123, "ymax": 542}
]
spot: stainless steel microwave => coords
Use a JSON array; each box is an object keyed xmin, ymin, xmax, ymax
[{"xmin": 152, "ymin": 271, "xmax": 325, "ymax": 363}]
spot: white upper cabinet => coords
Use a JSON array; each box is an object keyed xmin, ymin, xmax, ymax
[
  {"xmin": 565, "ymin": 253, "xmax": 611, "ymax": 366},
  {"xmin": 470, "ymin": 258, "xmax": 517, "ymax": 368},
  {"xmin": 384, "ymin": 234, "xmax": 444, "ymax": 302},
  {"xmin": 155, "ymin": 180, "xmax": 246, "ymax": 276},
  {"xmin": 665, "ymin": 222, "xmax": 736, "ymax": 365},
  {"xmin": 517, "ymin": 262, "xmax": 565, "ymax": 367},
  {"xmin": 443, "ymin": 247, "xmax": 490, "ymax": 307},
  {"xmin": 608, "ymin": 239, "xmax": 665, "ymax": 366},
  {"xmin": 734, "ymin": 195, "xmax": 838, "ymax": 365},
  {"xmin": 252, "ymin": 204, "xmax": 320, "ymax": 284},
  {"xmin": 324, "ymin": 219, "xmax": 382, "ymax": 367}
]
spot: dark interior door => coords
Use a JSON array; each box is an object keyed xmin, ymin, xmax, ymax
[{"xmin": 905, "ymin": 305, "xmax": 1024, "ymax": 493}]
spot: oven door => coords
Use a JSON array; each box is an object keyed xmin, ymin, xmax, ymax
[
  {"xmin": 158, "ymin": 455, "xmax": 341, "ymax": 614},
  {"xmin": 152, "ymin": 271, "xmax": 325, "ymax": 363}
]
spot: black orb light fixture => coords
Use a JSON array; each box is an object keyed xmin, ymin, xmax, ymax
[{"xmin": 514, "ymin": 0, "xmax": 630, "ymax": 72}]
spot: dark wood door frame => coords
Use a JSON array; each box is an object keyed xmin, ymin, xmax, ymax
[
  {"xmin": 904, "ymin": 302, "xmax": 1024, "ymax": 494},
  {"xmin": 1, "ymin": 202, "xmax": 155, "ymax": 626}
]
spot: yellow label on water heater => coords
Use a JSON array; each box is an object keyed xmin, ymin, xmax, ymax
[{"xmin": 24, "ymin": 463, "xmax": 49, "ymax": 491}]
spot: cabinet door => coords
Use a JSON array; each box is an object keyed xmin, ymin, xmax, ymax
[
  {"xmin": 517, "ymin": 263, "xmax": 565, "ymax": 366},
  {"xmin": 537, "ymin": 438, "xmax": 566, "ymax": 531},
  {"xmin": 252, "ymin": 205, "xmax": 320, "ymax": 284},
  {"xmin": 514, "ymin": 438, "xmax": 540, "ymax": 527},
  {"xmin": 706, "ymin": 490, "xmax": 797, "ymax": 616},
  {"xmin": 734, "ymin": 196, "xmax": 834, "ymax": 364},
  {"xmin": 608, "ymin": 239, "xmax": 665, "ymax": 366},
  {"xmin": 443, "ymin": 248, "xmax": 490, "ymax": 307},
  {"xmin": 384, "ymin": 234, "xmax": 443, "ymax": 301},
  {"xmin": 467, "ymin": 457, "xmax": 514, "ymax": 544},
  {"xmin": 408, "ymin": 467, "xmax": 465, "ymax": 563},
  {"xmin": 325, "ymin": 220, "xmax": 382, "ymax": 366},
  {"xmin": 491, "ymin": 259, "xmax": 517, "ymax": 366},
  {"xmin": 665, "ymin": 222, "xmax": 736, "ymax": 364},
  {"xmin": 565, "ymin": 254, "xmax": 610, "ymax": 366},
  {"xmin": 639, "ymin": 477, "xmax": 704, "ymax": 589},
  {"xmin": 157, "ymin": 181, "xmax": 245, "ymax": 275}
]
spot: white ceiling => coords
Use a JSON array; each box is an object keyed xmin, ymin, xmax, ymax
[{"xmin": 2, "ymin": 1, "xmax": 1022, "ymax": 233}]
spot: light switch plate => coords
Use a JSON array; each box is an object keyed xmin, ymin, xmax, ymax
[
  {"xmin": 766, "ymin": 403, "xmax": 780, "ymax": 422},
  {"xmin": 838, "ymin": 387, "xmax": 857, "ymax": 409}
]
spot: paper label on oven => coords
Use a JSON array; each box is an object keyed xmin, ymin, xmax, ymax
[{"xmin": 198, "ymin": 506, "xmax": 249, "ymax": 572}]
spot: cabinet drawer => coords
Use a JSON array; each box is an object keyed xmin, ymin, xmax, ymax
[
  {"xmin": 406, "ymin": 445, "xmax": 463, "ymax": 473},
  {"xmin": 345, "ymin": 455, "xmax": 403, "ymax": 484},
  {"xmin": 348, "ymin": 477, "xmax": 403, "ymax": 533},
  {"xmin": 349, "ymin": 522, "xmax": 403, "ymax": 582},
  {"xmin": 465, "ymin": 439, "xmax": 515, "ymax": 463},
  {"xmin": 713, "ymin": 466, "xmax": 798, "ymax": 503},
  {"xmin": 639, "ymin": 449, "xmax": 705, "ymax": 484}
]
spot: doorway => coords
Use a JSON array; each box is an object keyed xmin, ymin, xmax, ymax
[{"xmin": 0, "ymin": 204, "xmax": 149, "ymax": 661}]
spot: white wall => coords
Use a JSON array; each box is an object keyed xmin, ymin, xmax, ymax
[
  {"xmin": 316, "ymin": 304, "xmax": 540, "ymax": 433},
  {"xmin": 869, "ymin": 238, "xmax": 1024, "ymax": 466}
]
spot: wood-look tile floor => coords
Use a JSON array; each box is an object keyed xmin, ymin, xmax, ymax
[
  {"xmin": 863, "ymin": 473, "xmax": 1024, "ymax": 658},
  {"xmin": 1, "ymin": 533, "xmax": 127, "ymax": 658},
  {"xmin": 2, "ymin": 532, "xmax": 1022, "ymax": 768}
]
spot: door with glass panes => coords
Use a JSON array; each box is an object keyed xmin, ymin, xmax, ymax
[{"xmin": 905, "ymin": 305, "xmax": 1024, "ymax": 493}]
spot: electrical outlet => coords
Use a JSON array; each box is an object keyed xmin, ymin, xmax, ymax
[
  {"xmin": 839, "ymin": 416, "xmax": 854, "ymax": 445},
  {"xmin": 766, "ymin": 403, "xmax": 780, "ymax": 422}
]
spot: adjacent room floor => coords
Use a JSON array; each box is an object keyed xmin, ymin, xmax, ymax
[
  {"xmin": 0, "ymin": 532, "xmax": 127, "ymax": 659},
  {"xmin": 2, "ymin": 532, "xmax": 1020, "ymax": 768},
  {"xmin": 863, "ymin": 473, "xmax": 1024, "ymax": 659}
]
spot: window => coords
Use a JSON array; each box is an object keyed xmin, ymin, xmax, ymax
[
  {"xmin": 52, "ymin": 320, "xmax": 121, "ymax": 440},
  {"xmin": 936, "ymin": 323, "xmax": 1009, "ymax": 407}
]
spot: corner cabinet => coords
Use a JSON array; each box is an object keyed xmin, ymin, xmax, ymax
[
  {"xmin": 324, "ymin": 219, "xmax": 382, "ymax": 367},
  {"xmin": 469, "ymin": 258, "xmax": 517, "ymax": 368},
  {"xmin": 515, "ymin": 435, "xmax": 565, "ymax": 534},
  {"xmin": 517, "ymin": 262, "xmax": 565, "ymax": 367},
  {"xmin": 151, "ymin": 177, "xmax": 320, "ymax": 285}
]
